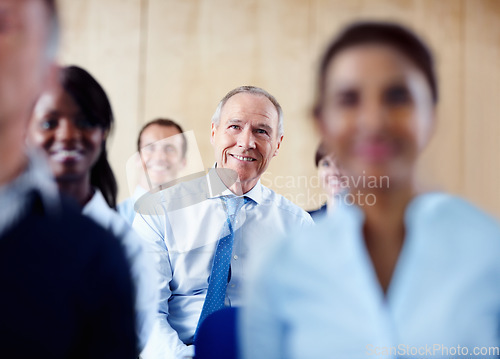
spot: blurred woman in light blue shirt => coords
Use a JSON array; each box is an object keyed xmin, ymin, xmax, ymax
[{"xmin": 242, "ymin": 22, "xmax": 500, "ymax": 359}]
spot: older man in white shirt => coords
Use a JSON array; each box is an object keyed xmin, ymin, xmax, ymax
[{"xmin": 134, "ymin": 86, "xmax": 313, "ymax": 359}]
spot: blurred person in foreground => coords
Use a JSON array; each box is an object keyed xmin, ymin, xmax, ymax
[
  {"xmin": 241, "ymin": 22, "xmax": 500, "ymax": 358},
  {"xmin": 118, "ymin": 118, "xmax": 187, "ymax": 225},
  {"xmin": 308, "ymin": 142, "xmax": 345, "ymax": 220},
  {"xmin": 134, "ymin": 86, "xmax": 313, "ymax": 359},
  {"xmin": 0, "ymin": 0, "xmax": 137, "ymax": 357},
  {"xmin": 28, "ymin": 65, "xmax": 158, "ymax": 352}
]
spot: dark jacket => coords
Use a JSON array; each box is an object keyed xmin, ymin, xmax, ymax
[{"xmin": 0, "ymin": 190, "xmax": 137, "ymax": 358}]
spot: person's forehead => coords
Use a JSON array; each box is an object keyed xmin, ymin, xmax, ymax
[
  {"xmin": 33, "ymin": 85, "xmax": 78, "ymax": 116},
  {"xmin": 221, "ymin": 93, "xmax": 278, "ymax": 122},
  {"xmin": 152, "ymin": 136, "xmax": 183, "ymax": 147},
  {"xmin": 0, "ymin": 0, "xmax": 51, "ymax": 52},
  {"xmin": 326, "ymin": 44, "xmax": 414, "ymax": 86},
  {"xmin": 0, "ymin": 0, "xmax": 48, "ymax": 22},
  {"xmin": 0, "ymin": 0, "xmax": 22, "ymax": 11},
  {"xmin": 140, "ymin": 124, "xmax": 182, "ymax": 145},
  {"xmin": 320, "ymin": 153, "xmax": 336, "ymax": 162},
  {"xmin": 142, "ymin": 124, "xmax": 180, "ymax": 137}
]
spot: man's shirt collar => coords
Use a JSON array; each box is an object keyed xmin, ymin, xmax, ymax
[{"xmin": 206, "ymin": 164, "xmax": 262, "ymax": 205}]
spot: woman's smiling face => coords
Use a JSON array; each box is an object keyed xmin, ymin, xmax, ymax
[
  {"xmin": 319, "ymin": 44, "xmax": 435, "ymax": 189},
  {"xmin": 28, "ymin": 84, "xmax": 106, "ymax": 183}
]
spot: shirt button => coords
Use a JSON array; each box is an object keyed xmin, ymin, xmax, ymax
[
  {"xmin": 233, "ymin": 255, "xmax": 238, "ymax": 260},
  {"xmin": 230, "ymin": 284, "xmax": 236, "ymax": 288}
]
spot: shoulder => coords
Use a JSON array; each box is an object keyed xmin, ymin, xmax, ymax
[
  {"xmin": 62, "ymin": 196, "xmax": 126, "ymax": 256},
  {"xmin": 117, "ymin": 197, "xmax": 135, "ymax": 225},
  {"xmin": 82, "ymin": 191, "xmax": 149, "ymax": 259},
  {"xmin": 0, "ymin": 192, "xmax": 136, "ymax": 355},
  {"xmin": 118, "ymin": 197, "xmax": 134, "ymax": 212},
  {"xmin": 259, "ymin": 184, "xmax": 313, "ymax": 224},
  {"xmin": 409, "ymin": 192, "xmax": 500, "ymax": 236},
  {"xmin": 6, "ymin": 193, "xmax": 127, "ymax": 267},
  {"xmin": 135, "ymin": 175, "xmax": 210, "ymax": 216},
  {"xmin": 84, "ymin": 191, "xmax": 127, "ymax": 233},
  {"xmin": 164, "ymin": 174, "xmax": 208, "ymax": 198}
]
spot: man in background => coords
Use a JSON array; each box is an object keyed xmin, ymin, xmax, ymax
[
  {"xmin": 0, "ymin": 0, "xmax": 137, "ymax": 357},
  {"xmin": 119, "ymin": 118, "xmax": 187, "ymax": 225}
]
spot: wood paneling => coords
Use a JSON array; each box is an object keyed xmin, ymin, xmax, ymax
[
  {"xmin": 57, "ymin": 0, "xmax": 500, "ymax": 217},
  {"xmin": 58, "ymin": 0, "xmax": 143, "ymax": 197},
  {"xmin": 464, "ymin": 0, "xmax": 500, "ymax": 216}
]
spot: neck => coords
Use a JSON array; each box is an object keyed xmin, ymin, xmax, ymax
[
  {"xmin": 0, "ymin": 123, "xmax": 28, "ymax": 187},
  {"xmin": 358, "ymin": 184, "xmax": 416, "ymax": 235},
  {"xmin": 138, "ymin": 175, "xmax": 150, "ymax": 191},
  {"xmin": 230, "ymin": 179, "xmax": 257, "ymax": 195},
  {"xmin": 355, "ymin": 182, "xmax": 418, "ymax": 293},
  {"xmin": 215, "ymin": 166, "xmax": 258, "ymax": 195},
  {"xmin": 56, "ymin": 175, "xmax": 94, "ymax": 207}
]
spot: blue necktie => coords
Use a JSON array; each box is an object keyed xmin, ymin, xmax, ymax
[{"xmin": 195, "ymin": 196, "xmax": 248, "ymax": 337}]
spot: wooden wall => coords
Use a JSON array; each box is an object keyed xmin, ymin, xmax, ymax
[{"xmin": 57, "ymin": 0, "xmax": 500, "ymax": 217}]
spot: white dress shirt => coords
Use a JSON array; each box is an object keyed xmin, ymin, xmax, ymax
[
  {"xmin": 133, "ymin": 169, "xmax": 313, "ymax": 359},
  {"xmin": 241, "ymin": 192, "xmax": 500, "ymax": 359},
  {"xmin": 83, "ymin": 189, "xmax": 158, "ymax": 351}
]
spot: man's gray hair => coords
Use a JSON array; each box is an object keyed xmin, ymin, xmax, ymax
[{"xmin": 211, "ymin": 86, "xmax": 284, "ymax": 137}]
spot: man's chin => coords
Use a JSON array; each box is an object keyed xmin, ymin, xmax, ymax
[{"xmin": 230, "ymin": 169, "xmax": 260, "ymax": 185}]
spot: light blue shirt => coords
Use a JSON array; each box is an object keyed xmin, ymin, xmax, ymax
[
  {"xmin": 118, "ymin": 185, "xmax": 148, "ymax": 226},
  {"xmin": 241, "ymin": 192, "xmax": 500, "ymax": 359},
  {"xmin": 133, "ymin": 169, "xmax": 313, "ymax": 359},
  {"xmin": 83, "ymin": 189, "xmax": 158, "ymax": 351}
]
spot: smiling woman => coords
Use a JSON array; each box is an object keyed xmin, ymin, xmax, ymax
[
  {"xmin": 27, "ymin": 65, "xmax": 158, "ymax": 352},
  {"xmin": 29, "ymin": 65, "xmax": 116, "ymax": 208},
  {"xmin": 241, "ymin": 22, "xmax": 500, "ymax": 359}
]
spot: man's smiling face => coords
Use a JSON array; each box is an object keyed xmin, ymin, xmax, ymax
[{"xmin": 211, "ymin": 92, "xmax": 282, "ymax": 193}]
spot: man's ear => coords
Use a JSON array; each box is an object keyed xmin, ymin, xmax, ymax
[
  {"xmin": 210, "ymin": 122, "xmax": 216, "ymax": 145},
  {"xmin": 273, "ymin": 135, "xmax": 284, "ymax": 157}
]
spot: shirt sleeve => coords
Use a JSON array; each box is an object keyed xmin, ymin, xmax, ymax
[
  {"xmin": 121, "ymin": 228, "xmax": 159, "ymax": 352},
  {"xmin": 133, "ymin": 210, "xmax": 194, "ymax": 359}
]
